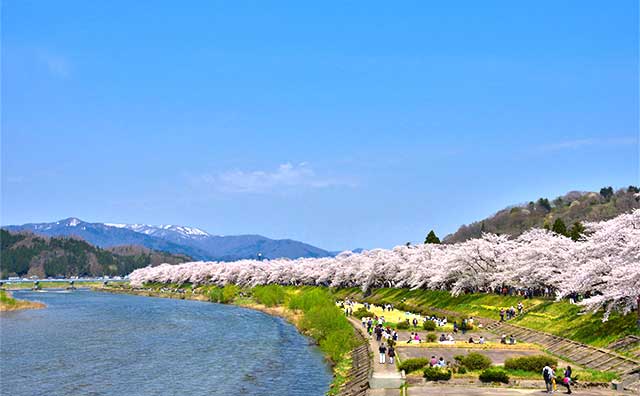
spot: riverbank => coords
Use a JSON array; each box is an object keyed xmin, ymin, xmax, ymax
[
  {"xmin": 97, "ymin": 284, "xmax": 365, "ymax": 396},
  {"xmin": 0, "ymin": 290, "xmax": 46, "ymax": 311}
]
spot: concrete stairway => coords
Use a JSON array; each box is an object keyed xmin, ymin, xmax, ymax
[{"xmin": 482, "ymin": 320, "xmax": 639, "ymax": 386}]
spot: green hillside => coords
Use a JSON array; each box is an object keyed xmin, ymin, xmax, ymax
[
  {"xmin": 333, "ymin": 288, "xmax": 639, "ymax": 348},
  {"xmin": 0, "ymin": 229, "xmax": 191, "ymax": 278},
  {"xmin": 444, "ymin": 186, "xmax": 640, "ymax": 243}
]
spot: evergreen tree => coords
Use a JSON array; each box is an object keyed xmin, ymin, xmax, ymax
[
  {"xmin": 628, "ymin": 185, "xmax": 639, "ymax": 193},
  {"xmin": 551, "ymin": 218, "xmax": 568, "ymax": 237},
  {"xmin": 600, "ymin": 186, "xmax": 614, "ymax": 201},
  {"xmin": 569, "ymin": 221, "xmax": 585, "ymax": 242},
  {"xmin": 424, "ymin": 230, "xmax": 441, "ymax": 244},
  {"xmin": 537, "ymin": 198, "xmax": 551, "ymax": 212}
]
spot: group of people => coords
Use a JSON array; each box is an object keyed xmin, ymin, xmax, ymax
[
  {"xmin": 339, "ymin": 299, "xmax": 356, "ymax": 316},
  {"xmin": 377, "ymin": 342, "xmax": 396, "ymax": 364},
  {"xmin": 500, "ymin": 302, "xmax": 524, "ymax": 321},
  {"xmin": 429, "ymin": 355, "xmax": 448, "ymax": 367},
  {"xmin": 500, "ymin": 334, "xmax": 517, "ymax": 345},
  {"xmin": 423, "ymin": 314, "xmax": 447, "ymax": 327},
  {"xmin": 468, "ymin": 336, "xmax": 485, "ymax": 344},
  {"xmin": 542, "ymin": 364, "xmax": 573, "ymax": 394},
  {"xmin": 438, "ymin": 333, "xmax": 455, "ymax": 343}
]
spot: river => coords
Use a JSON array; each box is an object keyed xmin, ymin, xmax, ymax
[{"xmin": 0, "ymin": 289, "xmax": 332, "ymax": 395}]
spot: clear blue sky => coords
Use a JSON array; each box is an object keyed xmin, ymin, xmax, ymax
[{"xmin": 2, "ymin": 1, "xmax": 638, "ymax": 251}]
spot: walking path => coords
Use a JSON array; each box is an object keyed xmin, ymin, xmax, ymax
[{"xmin": 348, "ymin": 318, "xmax": 405, "ymax": 392}]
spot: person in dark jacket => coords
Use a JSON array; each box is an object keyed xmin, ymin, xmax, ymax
[{"xmin": 563, "ymin": 366, "xmax": 572, "ymax": 394}]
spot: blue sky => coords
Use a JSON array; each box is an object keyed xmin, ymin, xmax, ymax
[{"xmin": 2, "ymin": 1, "xmax": 638, "ymax": 251}]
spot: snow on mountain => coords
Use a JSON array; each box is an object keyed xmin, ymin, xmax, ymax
[
  {"xmin": 104, "ymin": 223, "xmax": 211, "ymax": 239},
  {"xmin": 6, "ymin": 218, "xmax": 333, "ymax": 261}
]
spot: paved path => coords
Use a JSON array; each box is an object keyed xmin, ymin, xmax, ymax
[
  {"xmin": 348, "ymin": 318, "xmax": 405, "ymax": 391},
  {"xmin": 397, "ymin": 346, "xmax": 541, "ymax": 365},
  {"xmin": 406, "ymin": 384, "xmax": 635, "ymax": 396}
]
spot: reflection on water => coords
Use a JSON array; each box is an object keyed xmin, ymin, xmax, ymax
[{"xmin": 1, "ymin": 290, "xmax": 331, "ymax": 396}]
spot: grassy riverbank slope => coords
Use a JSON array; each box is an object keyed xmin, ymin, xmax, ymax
[
  {"xmin": 332, "ymin": 288, "xmax": 639, "ymax": 348},
  {"xmin": 0, "ymin": 290, "xmax": 45, "ymax": 311}
]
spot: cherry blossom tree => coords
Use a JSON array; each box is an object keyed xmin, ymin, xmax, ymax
[{"xmin": 128, "ymin": 210, "xmax": 640, "ymax": 318}]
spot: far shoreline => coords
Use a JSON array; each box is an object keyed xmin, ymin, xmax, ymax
[{"xmin": 0, "ymin": 290, "xmax": 46, "ymax": 312}]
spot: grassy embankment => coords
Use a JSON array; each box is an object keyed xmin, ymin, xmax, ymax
[
  {"xmin": 333, "ymin": 288, "xmax": 639, "ymax": 348},
  {"xmin": 0, "ymin": 290, "xmax": 45, "ymax": 311},
  {"xmin": 138, "ymin": 283, "xmax": 360, "ymax": 396}
]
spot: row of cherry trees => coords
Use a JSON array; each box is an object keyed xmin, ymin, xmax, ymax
[{"xmin": 129, "ymin": 210, "xmax": 639, "ymax": 319}]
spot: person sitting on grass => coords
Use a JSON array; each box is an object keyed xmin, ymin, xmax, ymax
[
  {"xmin": 447, "ymin": 334, "xmax": 454, "ymax": 342},
  {"xmin": 509, "ymin": 334, "xmax": 516, "ymax": 344},
  {"xmin": 468, "ymin": 337, "xmax": 475, "ymax": 343},
  {"xmin": 437, "ymin": 357, "xmax": 447, "ymax": 367},
  {"xmin": 430, "ymin": 355, "xmax": 437, "ymax": 367},
  {"xmin": 414, "ymin": 333, "xmax": 421, "ymax": 343},
  {"xmin": 407, "ymin": 332, "xmax": 414, "ymax": 344},
  {"xmin": 500, "ymin": 334, "xmax": 507, "ymax": 344},
  {"xmin": 478, "ymin": 336, "xmax": 485, "ymax": 344}
]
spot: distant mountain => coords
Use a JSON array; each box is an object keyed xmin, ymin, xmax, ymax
[
  {"xmin": 4, "ymin": 218, "xmax": 211, "ymax": 260},
  {"xmin": 4, "ymin": 218, "xmax": 333, "ymax": 261},
  {"xmin": 443, "ymin": 185, "xmax": 640, "ymax": 243},
  {"xmin": 0, "ymin": 229, "xmax": 191, "ymax": 278}
]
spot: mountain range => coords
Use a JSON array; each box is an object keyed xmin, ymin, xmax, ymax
[
  {"xmin": 3, "ymin": 218, "xmax": 333, "ymax": 261},
  {"xmin": 0, "ymin": 229, "xmax": 191, "ymax": 278}
]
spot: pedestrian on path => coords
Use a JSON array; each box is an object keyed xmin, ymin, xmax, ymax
[
  {"xmin": 388, "ymin": 345, "xmax": 395, "ymax": 364},
  {"xmin": 378, "ymin": 343, "xmax": 387, "ymax": 364},
  {"xmin": 542, "ymin": 364, "xmax": 553, "ymax": 393},
  {"xmin": 563, "ymin": 366, "xmax": 572, "ymax": 394}
]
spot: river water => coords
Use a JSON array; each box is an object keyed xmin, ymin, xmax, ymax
[{"xmin": 0, "ymin": 290, "xmax": 332, "ymax": 396}]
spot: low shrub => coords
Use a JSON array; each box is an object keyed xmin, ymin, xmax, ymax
[
  {"xmin": 423, "ymin": 320, "xmax": 436, "ymax": 331},
  {"xmin": 396, "ymin": 320, "xmax": 410, "ymax": 330},
  {"xmin": 398, "ymin": 358, "xmax": 430, "ymax": 373},
  {"xmin": 353, "ymin": 307, "xmax": 370, "ymax": 319},
  {"xmin": 208, "ymin": 287, "xmax": 224, "ymax": 303},
  {"xmin": 426, "ymin": 333, "xmax": 437, "ymax": 342},
  {"xmin": 423, "ymin": 367, "xmax": 452, "ymax": 381},
  {"xmin": 252, "ymin": 285, "xmax": 285, "ymax": 307},
  {"xmin": 504, "ymin": 355, "xmax": 557, "ymax": 372},
  {"xmin": 460, "ymin": 352, "xmax": 492, "ymax": 370},
  {"xmin": 457, "ymin": 366, "xmax": 467, "ymax": 374},
  {"xmin": 479, "ymin": 367, "xmax": 510, "ymax": 384},
  {"xmin": 288, "ymin": 288, "xmax": 331, "ymax": 312},
  {"xmin": 221, "ymin": 284, "xmax": 239, "ymax": 303}
]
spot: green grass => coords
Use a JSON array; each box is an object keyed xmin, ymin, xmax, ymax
[
  {"xmin": 512, "ymin": 300, "xmax": 639, "ymax": 347},
  {"xmin": 0, "ymin": 290, "xmax": 17, "ymax": 306},
  {"xmin": 332, "ymin": 287, "xmax": 639, "ymax": 348}
]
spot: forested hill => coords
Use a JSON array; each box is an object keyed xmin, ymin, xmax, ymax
[
  {"xmin": 443, "ymin": 186, "xmax": 640, "ymax": 243},
  {"xmin": 0, "ymin": 230, "xmax": 191, "ymax": 279}
]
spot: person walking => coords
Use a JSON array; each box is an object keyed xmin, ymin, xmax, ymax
[
  {"xmin": 378, "ymin": 343, "xmax": 387, "ymax": 364},
  {"xmin": 551, "ymin": 365, "xmax": 558, "ymax": 393},
  {"xmin": 563, "ymin": 366, "xmax": 572, "ymax": 394},
  {"xmin": 542, "ymin": 364, "xmax": 553, "ymax": 393},
  {"xmin": 500, "ymin": 308, "xmax": 505, "ymax": 322},
  {"xmin": 388, "ymin": 345, "xmax": 395, "ymax": 365}
]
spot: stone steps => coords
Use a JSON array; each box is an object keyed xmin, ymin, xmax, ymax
[
  {"xmin": 338, "ymin": 325, "xmax": 372, "ymax": 396},
  {"xmin": 482, "ymin": 320, "xmax": 639, "ymax": 385}
]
